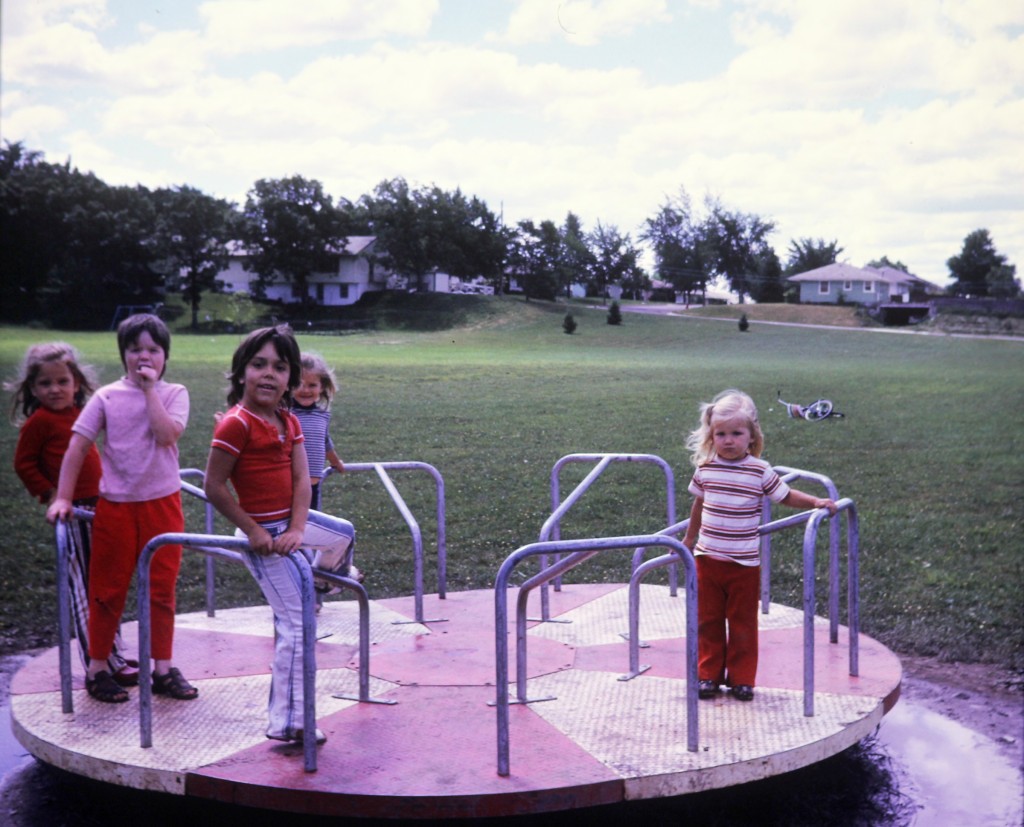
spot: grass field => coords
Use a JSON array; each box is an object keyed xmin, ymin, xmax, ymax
[{"xmin": 1, "ymin": 296, "xmax": 1021, "ymax": 672}]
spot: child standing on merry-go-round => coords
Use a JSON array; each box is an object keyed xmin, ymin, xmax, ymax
[
  {"xmin": 8, "ymin": 342, "xmax": 137, "ymax": 687},
  {"xmin": 683, "ymin": 389, "xmax": 837, "ymax": 703},
  {"xmin": 47, "ymin": 314, "xmax": 196, "ymax": 704},
  {"xmin": 204, "ymin": 324, "xmax": 355, "ymax": 746}
]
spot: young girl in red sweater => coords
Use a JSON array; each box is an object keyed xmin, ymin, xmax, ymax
[{"xmin": 8, "ymin": 342, "xmax": 136, "ymax": 687}]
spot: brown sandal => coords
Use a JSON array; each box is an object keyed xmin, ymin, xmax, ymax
[
  {"xmin": 86, "ymin": 670, "xmax": 129, "ymax": 703},
  {"xmin": 152, "ymin": 667, "xmax": 198, "ymax": 700}
]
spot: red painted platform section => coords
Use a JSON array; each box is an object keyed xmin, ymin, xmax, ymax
[{"xmin": 10, "ymin": 584, "xmax": 901, "ymax": 819}]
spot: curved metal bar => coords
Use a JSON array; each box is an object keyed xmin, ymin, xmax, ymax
[
  {"xmin": 541, "ymin": 454, "xmax": 679, "ymax": 617},
  {"xmin": 134, "ymin": 530, "xmax": 382, "ymax": 772},
  {"xmin": 136, "ymin": 533, "xmax": 251, "ymax": 751},
  {"xmin": 623, "ymin": 544, "xmax": 697, "ymax": 702},
  {"xmin": 179, "ymin": 470, "xmax": 219, "ymax": 616},
  {"xmin": 179, "ymin": 468, "xmax": 219, "ymax": 618},
  {"xmin": 631, "ymin": 499, "xmax": 858, "ymax": 721},
  {"xmin": 539, "ymin": 456, "xmax": 613, "ymax": 617},
  {"xmin": 799, "ymin": 498, "xmax": 856, "ymax": 717},
  {"xmin": 324, "ymin": 460, "xmax": 448, "ymax": 606},
  {"xmin": 845, "ymin": 501, "xmax": 861, "ymax": 677},
  {"xmin": 494, "ymin": 534, "xmax": 697, "ymax": 777},
  {"xmin": 770, "ymin": 467, "xmax": 842, "ymax": 640},
  {"xmin": 54, "ymin": 507, "xmax": 99, "ymax": 715},
  {"xmin": 54, "ymin": 520, "xmax": 74, "ymax": 714}
]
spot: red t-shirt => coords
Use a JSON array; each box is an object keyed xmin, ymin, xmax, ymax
[
  {"xmin": 210, "ymin": 405, "xmax": 304, "ymax": 523},
  {"xmin": 14, "ymin": 406, "xmax": 101, "ymax": 503}
]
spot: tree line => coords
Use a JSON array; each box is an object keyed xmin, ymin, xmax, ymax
[{"xmin": 1, "ymin": 140, "xmax": 1017, "ymax": 329}]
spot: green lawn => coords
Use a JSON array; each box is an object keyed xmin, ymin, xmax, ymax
[{"xmin": 1, "ymin": 297, "xmax": 1021, "ymax": 671}]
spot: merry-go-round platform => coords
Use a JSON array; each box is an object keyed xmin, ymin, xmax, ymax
[{"xmin": 9, "ymin": 581, "xmax": 901, "ymax": 821}]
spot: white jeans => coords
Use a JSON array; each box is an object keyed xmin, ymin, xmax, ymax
[{"xmin": 238, "ymin": 510, "xmax": 355, "ymax": 738}]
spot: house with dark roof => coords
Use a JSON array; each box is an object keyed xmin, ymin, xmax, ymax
[{"xmin": 786, "ymin": 262, "xmax": 939, "ymax": 305}]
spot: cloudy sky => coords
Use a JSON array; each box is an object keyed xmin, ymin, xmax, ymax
[{"xmin": 3, "ymin": 0, "xmax": 1022, "ymax": 287}]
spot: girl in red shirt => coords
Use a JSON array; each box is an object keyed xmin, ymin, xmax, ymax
[
  {"xmin": 7, "ymin": 342, "xmax": 136, "ymax": 687},
  {"xmin": 205, "ymin": 325, "xmax": 354, "ymax": 746}
]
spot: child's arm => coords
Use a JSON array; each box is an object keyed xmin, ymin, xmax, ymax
[
  {"xmin": 138, "ymin": 368, "xmax": 184, "ymax": 447},
  {"xmin": 274, "ymin": 440, "xmax": 311, "ymax": 555},
  {"xmin": 782, "ymin": 489, "xmax": 838, "ymax": 515},
  {"xmin": 13, "ymin": 421, "xmax": 55, "ymax": 504},
  {"xmin": 45, "ymin": 433, "xmax": 92, "ymax": 523},
  {"xmin": 682, "ymin": 496, "xmax": 703, "ymax": 550},
  {"xmin": 203, "ymin": 447, "xmax": 274, "ymax": 555},
  {"xmin": 325, "ymin": 446, "xmax": 345, "ymax": 474}
]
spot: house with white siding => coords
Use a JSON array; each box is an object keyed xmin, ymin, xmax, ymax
[{"xmin": 219, "ymin": 236, "xmax": 451, "ymax": 306}]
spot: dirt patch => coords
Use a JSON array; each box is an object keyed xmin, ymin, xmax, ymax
[{"xmin": 897, "ymin": 655, "xmax": 1023, "ymax": 771}]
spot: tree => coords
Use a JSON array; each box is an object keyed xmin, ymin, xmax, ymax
[
  {"xmin": 151, "ymin": 186, "xmax": 235, "ymax": 329},
  {"xmin": 1, "ymin": 142, "xmax": 69, "ymax": 321},
  {"xmin": 49, "ymin": 177, "xmax": 161, "ymax": 328},
  {"xmin": 1, "ymin": 142, "xmax": 163, "ymax": 327},
  {"xmin": 434, "ymin": 189, "xmax": 509, "ymax": 291},
  {"xmin": 508, "ymin": 219, "xmax": 561, "ymax": 301},
  {"xmin": 639, "ymin": 189, "xmax": 707, "ymax": 303},
  {"xmin": 357, "ymin": 178, "xmax": 508, "ymax": 293},
  {"xmin": 701, "ymin": 197, "xmax": 777, "ymax": 303},
  {"xmin": 240, "ymin": 176, "xmax": 348, "ymax": 302},
  {"xmin": 947, "ymin": 229, "xmax": 1019, "ymax": 298},
  {"xmin": 749, "ymin": 247, "xmax": 785, "ymax": 303},
  {"xmin": 588, "ymin": 221, "xmax": 642, "ymax": 302},
  {"xmin": 560, "ymin": 212, "xmax": 594, "ymax": 299},
  {"xmin": 866, "ymin": 255, "xmax": 908, "ymax": 273},
  {"xmin": 786, "ymin": 238, "xmax": 844, "ymax": 274}
]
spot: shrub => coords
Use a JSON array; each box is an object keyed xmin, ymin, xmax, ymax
[
  {"xmin": 563, "ymin": 312, "xmax": 578, "ymax": 334},
  {"xmin": 607, "ymin": 301, "xmax": 623, "ymax": 325}
]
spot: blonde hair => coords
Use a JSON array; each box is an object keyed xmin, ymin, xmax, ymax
[
  {"xmin": 686, "ymin": 389, "xmax": 765, "ymax": 467},
  {"xmin": 299, "ymin": 352, "xmax": 338, "ymax": 408},
  {"xmin": 6, "ymin": 342, "xmax": 99, "ymax": 424}
]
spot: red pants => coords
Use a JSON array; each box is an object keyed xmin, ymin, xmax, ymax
[
  {"xmin": 697, "ymin": 555, "xmax": 760, "ymax": 687},
  {"xmin": 88, "ymin": 494, "xmax": 183, "ymax": 662}
]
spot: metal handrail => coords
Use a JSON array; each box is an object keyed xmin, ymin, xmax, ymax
[
  {"xmin": 493, "ymin": 534, "xmax": 697, "ymax": 777},
  {"xmin": 323, "ymin": 460, "xmax": 447, "ymax": 622},
  {"xmin": 54, "ymin": 516, "xmax": 374, "ymax": 774},
  {"xmin": 536, "ymin": 454, "xmax": 679, "ymax": 620},
  {"xmin": 179, "ymin": 469, "xmax": 218, "ymax": 616},
  {"xmin": 763, "ymin": 467, "xmax": 842, "ymax": 643}
]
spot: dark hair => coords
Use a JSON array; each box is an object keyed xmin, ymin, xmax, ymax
[
  {"xmin": 5, "ymin": 342, "xmax": 98, "ymax": 424},
  {"xmin": 226, "ymin": 325, "xmax": 302, "ymax": 407},
  {"xmin": 117, "ymin": 313, "xmax": 171, "ymax": 378}
]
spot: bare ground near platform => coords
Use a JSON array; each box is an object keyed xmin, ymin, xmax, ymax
[{"xmin": 895, "ymin": 655, "xmax": 1022, "ymax": 771}]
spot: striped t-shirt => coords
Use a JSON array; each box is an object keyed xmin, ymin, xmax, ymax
[
  {"xmin": 687, "ymin": 454, "xmax": 790, "ymax": 566},
  {"xmin": 291, "ymin": 403, "xmax": 335, "ymax": 477}
]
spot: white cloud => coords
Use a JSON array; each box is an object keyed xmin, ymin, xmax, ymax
[
  {"xmin": 197, "ymin": 0, "xmax": 438, "ymax": 54},
  {"xmin": 497, "ymin": 0, "xmax": 672, "ymax": 46},
  {"xmin": 2, "ymin": 0, "xmax": 1021, "ymax": 285},
  {"xmin": 0, "ymin": 97, "xmax": 69, "ymax": 143},
  {"xmin": 2, "ymin": 0, "xmax": 110, "ymax": 37}
]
